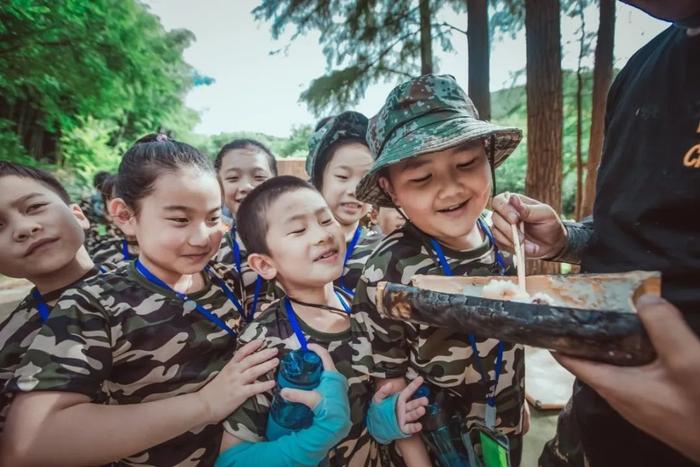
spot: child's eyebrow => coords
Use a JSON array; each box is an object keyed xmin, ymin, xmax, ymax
[
  {"xmin": 12, "ymin": 192, "xmax": 45, "ymax": 207},
  {"xmin": 163, "ymin": 205, "xmax": 221, "ymax": 215},
  {"xmin": 399, "ymin": 159, "xmax": 430, "ymax": 171},
  {"xmin": 284, "ymin": 207, "xmax": 328, "ymax": 223}
]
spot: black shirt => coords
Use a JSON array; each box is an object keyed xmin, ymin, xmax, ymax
[{"xmin": 576, "ymin": 25, "xmax": 700, "ymax": 467}]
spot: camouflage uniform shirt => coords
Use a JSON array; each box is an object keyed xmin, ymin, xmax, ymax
[
  {"xmin": 353, "ymin": 222, "xmax": 526, "ymax": 464},
  {"xmin": 337, "ymin": 227, "xmax": 382, "ymax": 296},
  {"xmin": 223, "ymin": 291, "xmax": 383, "ymax": 467},
  {"xmin": 91, "ymin": 237, "xmax": 139, "ymax": 270},
  {"xmin": 0, "ymin": 267, "xmax": 99, "ymax": 434},
  {"xmin": 6, "ymin": 261, "xmax": 244, "ymax": 467},
  {"xmin": 79, "ymin": 195, "xmax": 119, "ymax": 256}
]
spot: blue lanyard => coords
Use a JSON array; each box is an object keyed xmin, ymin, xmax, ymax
[
  {"xmin": 31, "ymin": 288, "xmax": 51, "ymax": 322},
  {"xmin": 338, "ymin": 225, "xmax": 363, "ymax": 296},
  {"xmin": 134, "ymin": 259, "xmax": 239, "ymax": 337},
  {"xmin": 428, "ymin": 220, "xmax": 506, "ymax": 407},
  {"xmin": 121, "ymin": 240, "xmax": 131, "ymax": 261},
  {"xmin": 283, "ymin": 292, "xmax": 351, "ymax": 352},
  {"xmin": 231, "ymin": 227, "xmax": 263, "ymax": 321}
]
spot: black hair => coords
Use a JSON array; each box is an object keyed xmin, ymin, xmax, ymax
[
  {"xmin": 312, "ymin": 137, "xmax": 368, "ymax": 190},
  {"xmin": 93, "ymin": 171, "xmax": 111, "ymax": 189},
  {"xmin": 100, "ymin": 174, "xmax": 117, "ymax": 208},
  {"xmin": 314, "ymin": 116, "xmax": 334, "ymax": 132},
  {"xmin": 214, "ymin": 138, "xmax": 278, "ymax": 176},
  {"xmin": 116, "ymin": 133, "xmax": 214, "ymax": 212},
  {"xmin": 236, "ymin": 176, "xmax": 316, "ymax": 256},
  {"xmin": 0, "ymin": 161, "xmax": 71, "ymax": 204}
]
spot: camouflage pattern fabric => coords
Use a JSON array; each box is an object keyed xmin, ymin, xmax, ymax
[
  {"xmin": 79, "ymin": 195, "xmax": 119, "ymax": 255},
  {"xmin": 337, "ymin": 227, "xmax": 383, "ymax": 295},
  {"xmin": 352, "ymin": 222, "xmax": 526, "ymax": 465},
  {"xmin": 355, "ymin": 74, "xmax": 522, "ymax": 207},
  {"xmin": 6, "ymin": 261, "xmax": 244, "ymax": 466},
  {"xmin": 91, "ymin": 237, "xmax": 139, "ymax": 270},
  {"xmin": 214, "ymin": 228, "xmax": 277, "ymax": 316},
  {"xmin": 223, "ymin": 291, "xmax": 388, "ymax": 467},
  {"xmin": 0, "ymin": 268, "xmax": 99, "ymax": 434}
]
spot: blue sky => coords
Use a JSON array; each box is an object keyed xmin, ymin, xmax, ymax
[{"xmin": 143, "ymin": 0, "xmax": 668, "ymax": 137}]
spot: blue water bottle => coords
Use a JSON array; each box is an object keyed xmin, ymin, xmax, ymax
[
  {"xmin": 414, "ymin": 385, "xmax": 470, "ymax": 467},
  {"xmin": 266, "ymin": 349, "xmax": 323, "ymax": 440}
]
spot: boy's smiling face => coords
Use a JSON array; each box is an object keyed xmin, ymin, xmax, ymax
[
  {"xmin": 320, "ymin": 143, "xmax": 373, "ymax": 228},
  {"xmin": 0, "ymin": 175, "xmax": 89, "ymax": 280},
  {"xmin": 255, "ymin": 188, "xmax": 345, "ymax": 291},
  {"xmin": 379, "ymin": 140, "xmax": 492, "ymax": 249},
  {"xmin": 219, "ymin": 148, "xmax": 275, "ymax": 215}
]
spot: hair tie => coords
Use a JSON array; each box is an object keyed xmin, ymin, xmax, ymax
[{"xmin": 156, "ymin": 133, "xmax": 169, "ymax": 142}]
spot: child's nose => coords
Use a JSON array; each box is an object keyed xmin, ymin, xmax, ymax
[{"xmin": 14, "ymin": 220, "xmax": 42, "ymax": 242}]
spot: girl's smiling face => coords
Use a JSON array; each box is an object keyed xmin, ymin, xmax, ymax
[
  {"xmin": 114, "ymin": 166, "xmax": 224, "ymax": 281},
  {"xmin": 320, "ymin": 142, "xmax": 373, "ymax": 228}
]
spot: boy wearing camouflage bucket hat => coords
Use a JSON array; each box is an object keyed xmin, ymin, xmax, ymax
[
  {"xmin": 306, "ymin": 111, "xmax": 382, "ymax": 296},
  {"xmin": 353, "ymin": 74, "xmax": 527, "ymax": 465}
]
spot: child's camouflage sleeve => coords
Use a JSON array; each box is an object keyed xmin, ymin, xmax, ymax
[
  {"xmin": 352, "ymin": 251, "xmax": 417, "ymax": 380},
  {"xmin": 222, "ymin": 320, "xmax": 276, "ymax": 442},
  {"xmin": 7, "ymin": 288, "xmax": 112, "ymax": 399}
]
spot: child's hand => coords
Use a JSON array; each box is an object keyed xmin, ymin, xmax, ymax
[
  {"xmin": 278, "ymin": 343, "xmax": 338, "ymax": 410},
  {"xmin": 373, "ymin": 376, "xmax": 428, "ymax": 435},
  {"xmin": 491, "ymin": 193, "xmax": 568, "ymax": 259},
  {"xmin": 196, "ymin": 339, "xmax": 279, "ymax": 424}
]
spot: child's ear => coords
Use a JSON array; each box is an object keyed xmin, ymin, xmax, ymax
[
  {"xmin": 247, "ymin": 253, "xmax": 277, "ymax": 281},
  {"xmin": 378, "ymin": 176, "xmax": 400, "ymax": 208},
  {"xmin": 69, "ymin": 203, "xmax": 91, "ymax": 230},
  {"xmin": 110, "ymin": 198, "xmax": 137, "ymax": 236}
]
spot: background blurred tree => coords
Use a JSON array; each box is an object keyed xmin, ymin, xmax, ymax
[
  {"xmin": 0, "ymin": 0, "xmax": 199, "ymax": 194},
  {"xmin": 253, "ymin": 0, "xmax": 470, "ymax": 115}
]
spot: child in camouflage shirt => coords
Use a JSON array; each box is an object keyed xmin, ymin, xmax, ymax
[
  {"xmin": 0, "ymin": 162, "xmax": 98, "ymax": 435},
  {"xmin": 81, "ymin": 170, "xmax": 114, "ymax": 255},
  {"xmin": 306, "ymin": 111, "xmax": 382, "ymax": 296},
  {"xmin": 1, "ymin": 135, "xmax": 279, "ymax": 467},
  {"xmin": 90, "ymin": 173, "xmax": 139, "ymax": 269},
  {"xmin": 214, "ymin": 138, "xmax": 279, "ymax": 317},
  {"xmin": 353, "ymin": 74, "xmax": 527, "ymax": 465},
  {"xmin": 218, "ymin": 176, "xmax": 428, "ymax": 467}
]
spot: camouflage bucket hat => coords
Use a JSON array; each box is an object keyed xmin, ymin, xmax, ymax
[
  {"xmin": 356, "ymin": 74, "xmax": 522, "ymax": 207},
  {"xmin": 305, "ymin": 111, "xmax": 369, "ymax": 187}
]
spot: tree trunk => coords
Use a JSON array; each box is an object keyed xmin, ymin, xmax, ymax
[
  {"xmin": 525, "ymin": 0, "xmax": 563, "ymax": 274},
  {"xmin": 419, "ymin": 0, "xmax": 433, "ymax": 75},
  {"xmin": 580, "ymin": 0, "xmax": 615, "ymax": 218},
  {"xmin": 467, "ymin": 0, "xmax": 491, "ymax": 120},
  {"xmin": 575, "ymin": 1, "xmax": 586, "ymax": 220}
]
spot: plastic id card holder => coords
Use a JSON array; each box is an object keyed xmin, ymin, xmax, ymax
[{"xmin": 470, "ymin": 423, "xmax": 511, "ymax": 467}]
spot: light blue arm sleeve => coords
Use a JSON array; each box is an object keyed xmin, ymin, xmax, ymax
[
  {"xmin": 366, "ymin": 393, "xmax": 411, "ymax": 444},
  {"xmin": 216, "ymin": 371, "xmax": 351, "ymax": 467}
]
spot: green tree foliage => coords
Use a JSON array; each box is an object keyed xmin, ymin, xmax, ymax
[
  {"xmin": 0, "ymin": 0, "xmax": 198, "ymax": 194},
  {"xmin": 494, "ymin": 70, "xmax": 593, "ymax": 218},
  {"xmin": 192, "ymin": 125, "xmax": 314, "ymax": 160},
  {"xmin": 254, "ymin": 0, "xmax": 462, "ymax": 115}
]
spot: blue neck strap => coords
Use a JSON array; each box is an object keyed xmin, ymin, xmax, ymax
[
  {"xmin": 121, "ymin": 239, "xmax": 131, "ymax": 261},
  {"xmin": 31, "ymin": 288, "xmax": 51, "ymax": 322},
  {"xmin": 429, "ymin": 219, "xmax": 506, "ymax": 406},
  {"xmin": 231, "ymin": 227, "xmax": 263, "ymax": 321},
  {"xmin": 338, "ymin": 225, "xmax": 363, "ymax": 296},
  {"xmin": 283, "ymin": 292, "xmax": 351, "ymax": 352},
  {"xmin": 134, "ymin": 259, "xmax": 239, "ymax": 337}
]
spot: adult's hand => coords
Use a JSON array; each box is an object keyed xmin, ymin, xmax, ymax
[
  {"xmin": 554, "ymin": 295, "xmax": 700, "ymax": 464},
  {"xmin": 491, "ymin": 193, "xmax": 567, "ymax": 259}
]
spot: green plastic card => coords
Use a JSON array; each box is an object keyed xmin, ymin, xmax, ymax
[{"xmin": 480, "ymin": 430, "xmax": 510, "ymax": 467}]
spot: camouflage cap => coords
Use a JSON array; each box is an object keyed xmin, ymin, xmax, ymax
[
  {"xmin": 305, "ymin": 111, "xmax": 369, "ymax": 188},
  {"xmin": 356, "ymin": 74, "xmax": 522, "ymax": 207}
]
